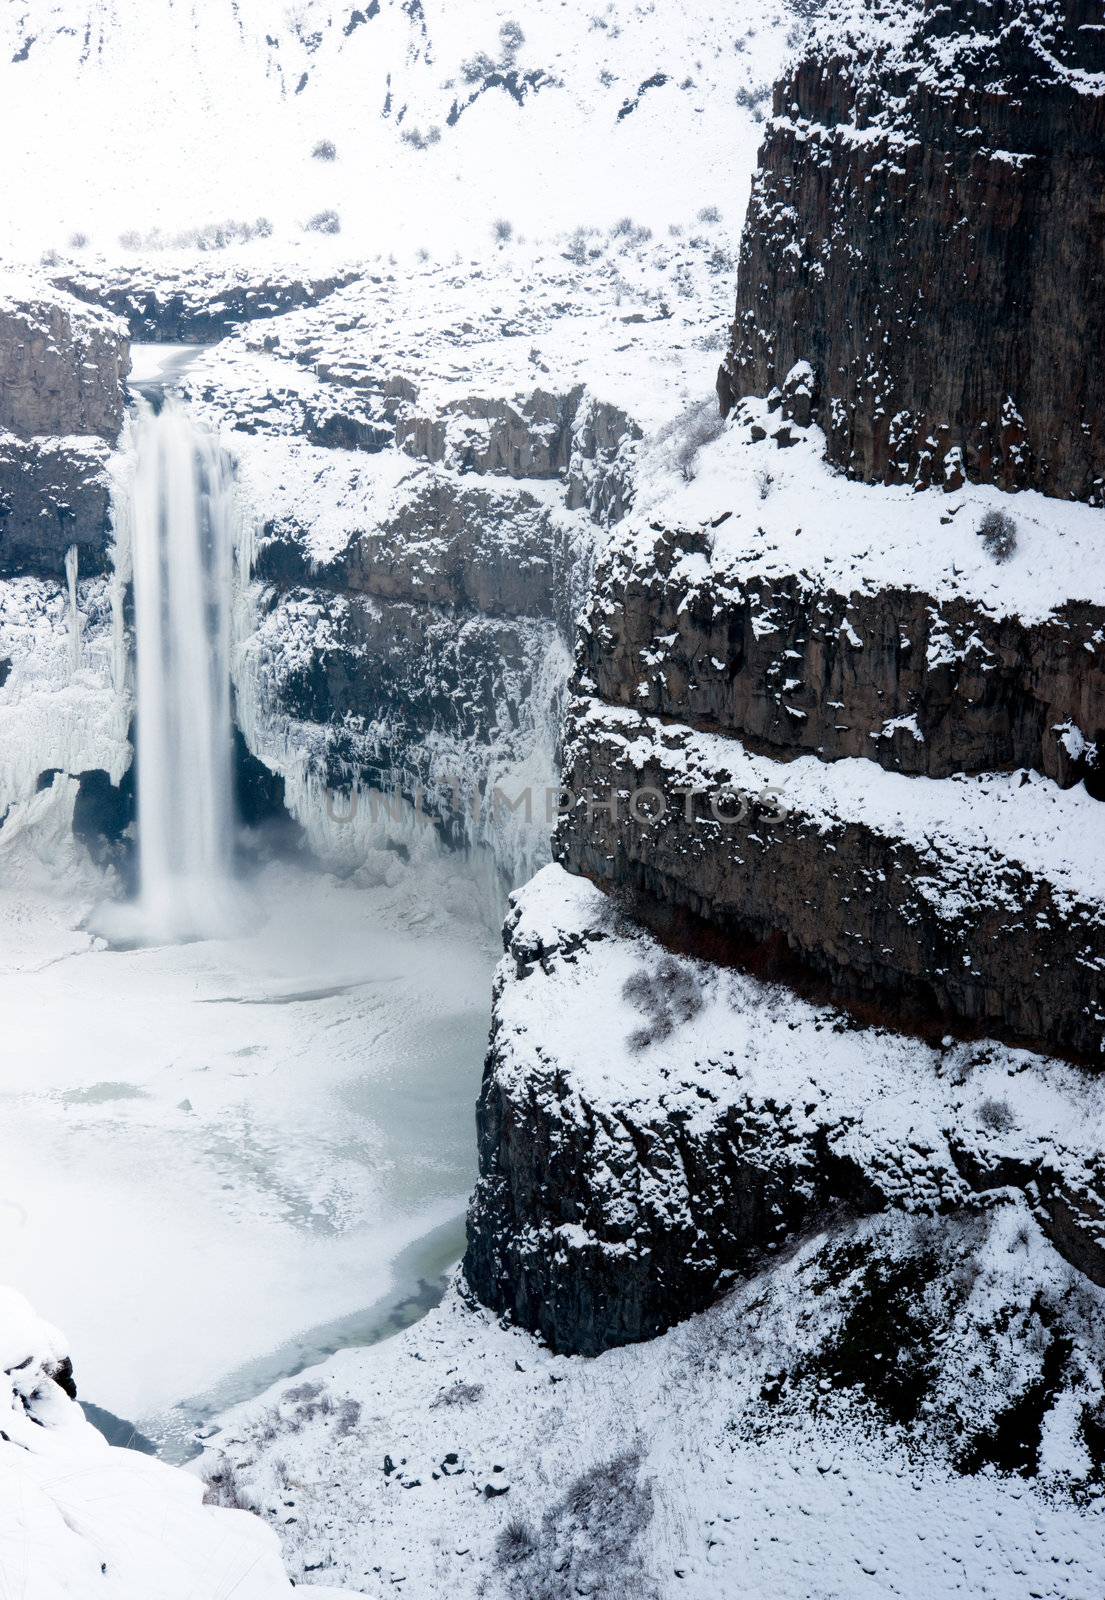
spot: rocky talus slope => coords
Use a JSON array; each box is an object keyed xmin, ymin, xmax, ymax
[
  {"xmin": 466, "ymin": 0, "xmax": 1105, "ymax": 1358},
  {"xmin": 0, "ymin": 278, "xmax": 129, "ymax": 576}
]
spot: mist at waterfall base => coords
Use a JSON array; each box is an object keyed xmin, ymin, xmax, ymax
[{"xmin": 0, "ymin": 392, "xmax": 500, "ymax": 1447}]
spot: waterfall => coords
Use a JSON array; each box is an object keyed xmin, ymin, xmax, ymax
[{"xmin": 127, "ymin": 395, "xmax": 238, "ymax": 940}]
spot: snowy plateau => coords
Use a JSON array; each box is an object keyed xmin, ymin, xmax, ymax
[{"xmin": 0, "ymin": 0, "xmax": 1103, "ymax": 1597}]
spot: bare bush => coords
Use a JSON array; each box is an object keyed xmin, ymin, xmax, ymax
[
  {"xmin": 117, "ymin": 217, "xmax": 272, "ymax": 251},
  {"xmin": 304, "ymin": 208, "xmax": 341, "ymax": 235},
  {"xmin": 697, "ymin": 204, "xmax": 722, "ymax": 223},
  {"xmin": 311, "ymin": 138, "xmax": 337, "ymax": 160},
  {"xmin": 431, "ymin": 1380, "xmax": 484, "ymax": 1409},
  {"xmin": 203, "ymin": 1456, "xmax": 257, "ymax": 1511},
  {"xmin": 976, "ymin": 1097, "xmax": 1017, "ymax": 1134},
  {"xmin": 977, "ymin": 507, "xmax": 1018, "ymax": 563},
  {"xmin": 653, "ymin": 397, "xmax": 727, "ymax": 481},
  {"xmin": 497, "ymin": 1448, "xmax": 658, "ymax": 1599},
  {"xmin": 623, "ymin": 956, "xmax": 704, "ymax": 1051},
  {"xmin": 68, "ymin": 231, "xmax": 90, "ymax": 250},
  {"xmin": 493, "ymin": 217, "xmax": 514, "ymax": 245}
]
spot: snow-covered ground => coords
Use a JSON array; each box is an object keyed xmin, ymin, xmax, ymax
[
  {"xmin": 204, "ymin": 863, "xmax": 1105, "ymax": 1597},
  {"xmin": 0, "ymin": 845, "xmax": 498, "ymax": 1455},
  {"xmin": 0, "ymin": 0, "xmax": 797, "ymax": 261},
  {"xmin": 0, "ymin": 1286, "xmax": 343, "ymax": 1600},
  {"xmin": 207, "ymin": 1228, "xmax": 1105, "ymax": 1599}
]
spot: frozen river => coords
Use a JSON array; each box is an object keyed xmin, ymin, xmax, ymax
[{"xmin": 0, "ymin": 852, "xmax": 498, "ymax": 1454}]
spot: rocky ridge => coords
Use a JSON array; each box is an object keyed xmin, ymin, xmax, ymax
[{"xmin": 718, "ymin": 0, "xmax": 1105, "ymax": 502}]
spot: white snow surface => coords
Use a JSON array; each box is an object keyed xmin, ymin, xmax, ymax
[
  {"xmin": 0, "ymin": 0, "xmax": 795, "ymax": 260},
  {"xmin": 207, "ymin": 1240, "xmax": 1105, "ymax": 1600},
  {"xmin": 0, "ymin": 850, "xmax": 499, "ymax": 1448},
  {"xmin": 0, "ymin": 1287, "xmax": 354, "ymax": 1598},
  {"xmin": 631, "ymin": 401, "xmax": 1105, "ymax": 625},
  {"xmin": 570, "ymin": 696, "xmax": 1105, "ymax": 912}
]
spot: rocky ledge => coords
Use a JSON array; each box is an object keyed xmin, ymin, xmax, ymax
[{"xmin": 465, "ymin": 864, "xmax": 1105, "ymax": 1352}]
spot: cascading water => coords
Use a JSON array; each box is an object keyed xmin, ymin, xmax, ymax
[{"xmin": 125, "ymin": 395, "xmax": 238, "ymax": 940}]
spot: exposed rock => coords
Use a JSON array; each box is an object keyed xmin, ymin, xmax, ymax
[
  {"xmin": 0, "ymin": 281, "xmax": 128, "ymax": 441},
  {"xmin": 51, "ymin": 263, "xmax": 360, "ymax": 343},
  {"xmin": 0, "ymin": 434, "xmax": 114, "ymax": 577},
  {"xmin": 585, "ymin": 518, "xmax": 1105, "ymax": 789},
  {"xmin": 719, "ymin": 0, "xmax": 1105, "ymax": 502},
  {"xmin": 556, "ymin": 699, "xmax": 1105, "ymax": 1062},
  {"xmin": 465, "ymin": 864, "xmax": 1105, "ymax": 1353},
  {"xmin": 0, "ymin": 279, "xmax": 128, "ymax": 576}
]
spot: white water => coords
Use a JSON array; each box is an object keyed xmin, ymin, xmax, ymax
[{"xmin": 128, "ymin": 396, "xmax": 238, "ymax": 940}]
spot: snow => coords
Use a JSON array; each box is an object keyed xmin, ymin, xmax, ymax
[
  {"xmin": 0, "ymin": 850, "xmax": 499, "ymax": 1450},
  {"xmin": 204, "ymin": 1235, "xmax": 1105, "ymax": 1599},
  {"xmin": 571, "ymin": 696, "xmax": 1105, "ymax": 912},
  {"xmin": 631, "ymin": 402, "xmax": 1105, "ymax": 626},
  {"xmin": 0, "ymin": 1286, "xmax": 347, "ymax": 1598},
  {"xmin": 0, "ymin": 0, "xmax": 796, "ymax": 262}
]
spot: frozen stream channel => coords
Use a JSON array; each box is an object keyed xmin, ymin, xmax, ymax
[{"xmin": 0, "ymin": 853, "xmax": 498, "ymax": 1457}]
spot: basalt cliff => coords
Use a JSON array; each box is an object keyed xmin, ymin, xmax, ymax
[{"xmin": 465, "ymin": 0, "xmax": 1105, "ymax": 1424}]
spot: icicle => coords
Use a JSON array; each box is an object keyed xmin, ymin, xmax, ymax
[{"xmin": 65, "ymin": 544, "xmax": 81, "ymax": 674}]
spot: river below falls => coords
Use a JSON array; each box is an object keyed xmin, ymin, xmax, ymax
[{"xmin": 0, "ymin": 849, "xmax": 499, "ymax": 1456}]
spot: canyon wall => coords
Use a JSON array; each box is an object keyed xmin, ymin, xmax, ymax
[
  {"xmin": 466, "ymin": 0, "xmax": 1105, "ymax": 1352},
  {"xmin": 717, "ymin": 0, "xmax": 1105, "ymax": 502},
  {"xmin": 0, "ymin": 281, "xmax": 129, "ymax": 576}
]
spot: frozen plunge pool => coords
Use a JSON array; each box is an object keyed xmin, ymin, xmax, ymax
[{"xmin": 0, "ymin": 852, "xmax": 499, "ymax": 1455}]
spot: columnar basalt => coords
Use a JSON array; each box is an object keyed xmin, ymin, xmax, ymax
[{"xmin": 718, "ymin": 0, "xmax": 1105, "ymax": 501}]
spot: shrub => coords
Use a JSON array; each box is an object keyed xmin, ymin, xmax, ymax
[
  {"xmin": 304, "ymin": 208, "xmax": 341, "ymax": 235},
  {"xmin": 203, "ymin": 1456, "xmax": 256, "ymax": 1511},
  {"xmin": 493, "ymin": 217, "xmax": 514, "ymax": 245},
  {"xmin": 500, "ymin": 20, "xmax": 525, "ymax": 55},
  {"xmin": 977, "ymin": 507, "xmax": 1018, "ymax": 563},
  {"xmin": 976, "ymin": 1097, "xmax": 1016, "ymax": 1133},
  {"xmin": 623, "ymin": 955, "xmax": 704, "ymax": 1050},
  {"xmin": 461, "ymin": 50, "xmax": 495, "ymax": 83},
  {"xmin": 697, "ymin": 204, "xmax": 722, "ymax": 223},
  {"xmin": 67, "ymin": 231, "xmax": 90, "ymax": 250},
  {"xmin": 312, "ymin": 138, "xmax": 337, "ymax": 160}
]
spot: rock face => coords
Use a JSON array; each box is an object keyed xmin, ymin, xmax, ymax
[
  {"xmin": 464, "ymin": 865, "xmax": 1105, "ymax": 1353},
  {"xmin": 586, "ymin": 518, "xmax": 1105, "ymax": 791},
  {"xmin": 558, "ymin": 701, "xmax": 1105, "ymax": 1062},
  {"xmin": 52, "ymin": 263, "xmax": 359, "ymax": 343},
  {"xmin": 183, "ymin": 238, "xmax": 724, "ymax": 878},
  {"xmin": 465, "ymin": 0, "xmax": 1105, "ymax": 1358},
  {"xmin": 0, "ymin": 280, "xmax": 129, "ymax": 576},
  {"xmin": 718, "ymin": 0, "xmax": 1105, "ymax": 502}
]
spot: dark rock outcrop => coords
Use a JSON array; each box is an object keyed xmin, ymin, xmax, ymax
[
  {"xmin": 556, "ymin": 701, "xmax": 1105, "ymax": 1062},
  {"xmin": 52, "ymin": 264, "xmax": 359, "ymax": 343},
  {"xmin": 0, "ymin": 283, "xmax": 128, "ymax": 576},
  {"xmin": 584, "ymin": 520, "xmax": 1105, "ymax": 790},
  {"xmin": 0, "ymin": 435, "xmax": 115, "ymax": 577},
  {"xmin": 719, "ymin": 0, "xmax": 1105, "ymax": 502},
  {"xmin": 0, "ymin": 287, "xmax": 128, "ymax": 441}
]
